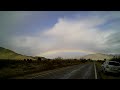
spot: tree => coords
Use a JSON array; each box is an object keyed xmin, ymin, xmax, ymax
[
  {"xmin": 24, "ymin": 59, "xmax": 26, "ymax": 61},
  {"xmin": 37, "ymin": 57, "xmax": 41, "ymax": 61},
  {"xmin": 104, "ymin": 59, "xmax": 106, "ymax": 61},
  {"xmin": 55, "ymin": 57, "xmax": 63, "ymax": 60}
]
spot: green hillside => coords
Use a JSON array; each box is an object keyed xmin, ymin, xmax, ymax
[{"xmin": 0, "ymin": 47, "xmax": 36, "ymax": 60}]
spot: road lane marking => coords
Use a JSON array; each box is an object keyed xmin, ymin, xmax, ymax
[
  {"xmin": 25, "ymin": 64, "xmax": 81, "ymax": 79},
  {"xmin": 82, "ymin": 64, "xmax": 93, "ymax": 79},
  {"xmin": 60, "ymin": 64, "xmax": 88, "ymax": 79},
  {"xmin": 94, "ymin": 62, "xmax": 97, "ymax": 79}
]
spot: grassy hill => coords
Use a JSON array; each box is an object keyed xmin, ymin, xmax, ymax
[
  {"xmin": 81, "ymin": 53, "xmax": 114, "ymax": 60},
  {"xmin": 0, "ymin": 47, "xmax": 36, "ymax": 60}
]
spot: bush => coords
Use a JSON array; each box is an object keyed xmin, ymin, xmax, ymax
[{"xmin": 0, "ymin": 58, "xmax": 85, "ymax": 79}]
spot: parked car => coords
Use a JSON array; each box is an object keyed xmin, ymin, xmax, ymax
[{"xmin": 101, "ymin": 60, "xmax": 120, "ymax": 74}]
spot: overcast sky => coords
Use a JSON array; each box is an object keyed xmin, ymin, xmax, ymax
[{"xmin": 0, "ymin": 11, "xmax": 120, "ymax": 58}]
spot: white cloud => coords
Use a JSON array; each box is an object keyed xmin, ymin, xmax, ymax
[{"xmin": 9, "ymin": 13, "xmax": 120, "ymax": 58}]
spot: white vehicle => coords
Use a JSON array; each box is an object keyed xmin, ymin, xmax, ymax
[{"xmin": 101, "ymin": 60, "xmax": 120, "ymax": 73}]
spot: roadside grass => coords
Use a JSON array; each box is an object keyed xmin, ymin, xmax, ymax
[
  {"xmin": 0, "ymin": 59, "xmax": 90, "ymax": 79},
  {"xmin": 95, "ymin": 62, "xmax": 120, "ymax": 79}
]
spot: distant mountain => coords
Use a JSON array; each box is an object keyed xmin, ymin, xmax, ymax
[
  {"xmin": 81, "ymin": 53, "xmax": 114, "ymax": 60},
  {"xmin": 0, "ymin": 47, "xmax": 36, "ymax": 60}
]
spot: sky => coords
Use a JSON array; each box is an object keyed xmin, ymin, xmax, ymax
[{"xmin": 0, "ymin": 11, "xmax": 120, "ymax": 59}]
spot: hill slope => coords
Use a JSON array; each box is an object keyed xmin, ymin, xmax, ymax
[
  {"xmin": 0, "ymin": 47, "xmax": 36, "ymax": 60},
  {"xmin": 81, "ymin": 53, "xmax": 114, "ymax": 60}
]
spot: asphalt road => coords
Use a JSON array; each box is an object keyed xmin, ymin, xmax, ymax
[{"xmin": 13, "ymin": 62, "xmax": 97, "ymax": 79}]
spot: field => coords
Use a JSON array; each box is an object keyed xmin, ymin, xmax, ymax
[{"xmin": 0, "ymin": 59, "xmax": 89, "ymax": 79}]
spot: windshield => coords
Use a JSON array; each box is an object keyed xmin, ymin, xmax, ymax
[{"xmin": 109, "ymin": 62, "xmax": 120, "ymax": 66}]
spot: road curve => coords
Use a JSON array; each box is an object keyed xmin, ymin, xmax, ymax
[{"xmin": 13, "ymin": 63, "xmax": 97, "ymax": 79}]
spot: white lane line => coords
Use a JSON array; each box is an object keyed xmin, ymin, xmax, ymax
[
  {"xmin": 94, "ymin": 62, "xmax": 97, "ymax": 79},
  {"xmin": 29, "ymin": 65, "xmax": 81, "ymax": 79},
  {"xmin": 82, "ymin": 64, "xmax": 92, "ymax": 79},
  {"xmin": 60, "ymin": 64, "xmax": 87, "ymax": 79}
]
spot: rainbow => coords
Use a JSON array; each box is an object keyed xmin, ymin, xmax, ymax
[{"xmin": 37, "ymin": 49, "xmax": 97, "ymax": 57}]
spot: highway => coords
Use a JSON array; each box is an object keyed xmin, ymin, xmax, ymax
[{"xmin": 13, "ymin": 62, "xmax": 98, "ymax": 79}]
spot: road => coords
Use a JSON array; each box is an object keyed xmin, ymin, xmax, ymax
[{"xmin": 13, "ymin": 63, "xmax": 97, "ymax": 79}]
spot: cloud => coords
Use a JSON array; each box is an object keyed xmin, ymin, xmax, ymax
[
  {"xmin": 0, "ymin": 11, "xmax": 49, "ymax": 48},
  {"xmin": 0, "ymin": 11, "xmax": 32, "ymax": 40},
  {"xmin": 3, "ymin": 11, "xmax": 120, "ymax": 58},
  {"xmin": 0, "ymin": 11, "xmax": 48, "ymax": 36}
]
